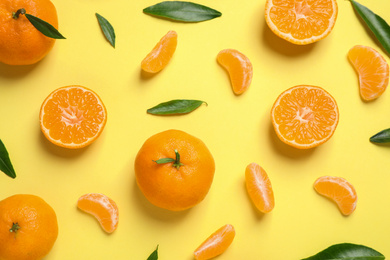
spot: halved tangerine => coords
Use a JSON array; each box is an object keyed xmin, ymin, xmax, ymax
[
  {"xmin": 245, "ymin": 163, "xmax": 275, "ymax": 213},
  {"xmin": 193, "ymin": 224, "xmax": 235, "ymax": 260},
  {"xmin": 314, "ymin": 176, "xmax": 357, "ymax": 216},
  {"xmin": 141, "ymin": 30, "xmax": 177, "ymax": 73},
  {"xmin": 39, "ymin": 85, "xmax": 107, "ymax": 149},
  {"xmin": 217, "ymin": 49, "xmax": 253, "ymax": 95},
  {"xmin": 271, "ymin": 85, "xmax": 339, "ymax": 149},
  {"xmin": 348, "ymin": 45, "xmax": 389, "ymax": 101},
  {"xmin": 265, "ymin": 0, "xmax": 338, "ymax": 45},
  {"xmin": 77, "ymin": 193, "xmax": 119, "ymax": 233}
]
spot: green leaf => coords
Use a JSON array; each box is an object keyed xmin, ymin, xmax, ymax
[
  {"xmin": 350, "ymin": 0, "xmax": 390, "ymax": 56},
  {"xmin": 0, "ymin": 139, "xmax": 16, "ymax": 179},
  {"xmin": 143, "ymin": 1, "xmax": 222, "ymax": 22},
  {"xmin": 96, "ymin": 13, "xmax": 116, "ymax": 48},
  {"xmin": 370, "ymin": 128, "xmax": 390, "ymax": 143},
  {"xmin": 153, "ymin": 158, "xmax": 175, "ymax": 164},
  {"xmin": 301, "ymin": 243, "xmax": 385, "ymax": 260},
  {"xmin": 25, "ymin": 13, "xmax": 66, "ymax": 39},
  {"xmin": 147, "ymin": 245, "xmax": 158, "ymax": 260},
  {"xmin": 147, "ymin": 99, "xmax": 207, "ymax": 115}
]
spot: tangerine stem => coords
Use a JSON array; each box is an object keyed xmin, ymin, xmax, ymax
[
  {"xmin": 153, "ymin": 149, "xmax": 184, "ymax": 169},
  {"xmin": 12, "ymin": 8, "xmax": 26, "ymax": 19},
  {"xmin": 9, "ymin": 222, "xmax": 20, "ymax": 233}
]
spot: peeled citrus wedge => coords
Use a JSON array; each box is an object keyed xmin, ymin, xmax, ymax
[
  {"xmin": 141, "ymin": 30, "xmax": 177, "ymax": 73},
  {"xmin": 245, "ymin": 163, "xmax": 275, "ymax": 213},
  {"xmin": 77, "ymin": 193, "xmax": 119, "ymax": 233},
  {"xmin": 194, "ymin": 224, "xmax": 235, "ymax": 260},
  {"xmin": 217, "ymin": 49, "xmax": 253, "ymax": 95},
  {"xmin": 314, "ymin": 176, "xmax": 357, "ymax": 216},
  {"xmin": 348, "ymin": 45, "xmax": 389, "ymax": 101}
]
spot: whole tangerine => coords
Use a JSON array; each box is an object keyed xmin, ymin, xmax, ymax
[
  {"xmin": 134, "ymin": 129, "xmax": 215, "ymax": 211},
  {"xmin": 0, "ymin": 194, "xmax": 58, "ymax": 260},
  {"xmin": 0, "ymin": 0, "xmax": 59, "ymax": 65}
]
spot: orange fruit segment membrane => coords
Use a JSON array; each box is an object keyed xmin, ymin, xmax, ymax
[
  {"xmin": 77, "ymin": 193, "xmax": 119, "ymax": 233},
  {"xmin": 217, "ymin": 49, "xmax": 253, "ymax": 95},
  {"xmin": 314, "ymin": 176, "xmax": 357, "ymax": 216},
  {"xmin": 141, "ymin": 30, "xmax": 178, "ymax": 73},
  {"xmin": 265, "ymin": 0, "xmax": 338, "ymax": 45},
  {"xmin": 39, "ymin": 85, "xmax": 107, "ymax": 149},
  {"xmin": 193, "ymin": 224, "xmax": 235, "ymax": 260},
  {"xmin": 271, "ymin": 85, "xmax": 339, "ymax": 149},
  {"xmin": 348, "ymin": 45, "xmax": 389, "ymax": 101},
  {"xmin": 245, "ymin": 163, "xmax": 275, "ymax": 213}
]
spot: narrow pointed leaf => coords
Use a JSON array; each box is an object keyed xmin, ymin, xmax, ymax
[
  {"xmin": 147, "ymin": 99, "xmax": 207, "ymax": 115},
  {"xmin": 25, "ymin": 13, "xmax": 65, "ymax": 39},
  {"xmin": 96, "ymin": 13, "xmax": 116, "ymax": 48},
  {"xmin": 350, "ymin": 0, "xmax": 390, "ymax": 56},
  {"xmin": 301, "ymin": 243, "xmax": 385, "ymax": 260},
  {"xmin": 0, "ymin": 139, "xmax": 16, "ymax": 179},
  {"xmin": 153, "ymin": 158, "xmax": 175, "ymax": 164},
  {"xmin": 143, "ymin": 1, "xmax": 222, "ymax": 22},
  {"xmin": 370, "ymin": 128, "xmax": 390, "ymax": 143},
  {"xmin": 147, "ymin": 245, "xmax": 158, "ymax": 260}
]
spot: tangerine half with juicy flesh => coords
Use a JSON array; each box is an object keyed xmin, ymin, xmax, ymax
[
  {"xmin": 0, "ymin": 194, "xmax": 58, "ymax": 260},
  {"xmin": 265, "ymin": 0, "xmax": 338, "ymax": 45},
  {"xmin": 141, "ymin": 30, "xmax": 177, "ymax": 73},
  {"xmin": 134, "ymin": 129, "xmax": 215, "ymax": 211},
  {"xmin": 271, "ymin": 85, "xmax": 339, "ymax": 149},
  {"xmin": 77, "ymin": 193, "xmax": 119, "ymax": 233},
  {"xmin": 245, "ymin": 163, "xmax": 275, "ymax": 213},
  {"xmin": 217, "ymin": 49, "xmax": 253, "ymax": 95},
  {"xmin": 348, "ymin": 45, "xmax": 389, "ymax": 101},
  {"xmin": 39, "ymin": 85, "xmax": 107, "ymax": 149},
  {"xmin": 0, "ymin": 0, "xmax": 59, "ymax": 65},
  {"xmin": 193, "ymin": 224, "xmax": 235, "ymax": 260},
  {"xmin": 314, "ymin": 176, "xmax": 357, "ymax": 216}
]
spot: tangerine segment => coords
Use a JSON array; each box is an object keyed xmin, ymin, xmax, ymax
[
  {"xmin": 314, "ymin": 176, "xmax": 357, "ymax": 216},
  {"xmin": 141, "ymin": 30, "xmax": 177, "ymax": 73},
  {"xmin": 40, "ymin": 85, "xmax": 107, "ymax": 149},
  {"xmin": 245, "ymin": 163, "xmax": 275, "ymax": 213},
  {"xmin": 271, "ymin": 85, "xmax": 339, "ymax": 149},
  {"xmin": 194, "ymin": 224, "xmax": 235, "ymax": 260},
  {"xmin": 77, "ymin": 193, "xmax": 119, "ymax": 233},
  {"xmin": 217, "ymin": 49, "xmax": 253, "ymax": 95},
  {"xmin": 348, "ymin": 45, "xmax": 389, "ymax": 101},
  {"xmin": 265, "ymin": 0, "xmax": 338, "ymax": 45}
]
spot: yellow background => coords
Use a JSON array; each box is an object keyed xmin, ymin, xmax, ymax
[{"xmin": 1, "ymin": 0, "xmax": 390, "ymax": 259}]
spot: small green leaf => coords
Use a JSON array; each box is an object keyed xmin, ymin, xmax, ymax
[
  {"xmin": 0, "ymin": 139, "xmax": 16, "ymax": 179},
  {"xmin": 349, "ymin": 0, "xmax": 390, "ymax": 56},
  {"xmin": 147, "ymin": 99, "xmax": 207, "ymax": 115},
  {"xmin": 153, "ymin": 158, "xmax": 175, "ymax": 164},
  {"xmin": 301, "ymin": 243, "xmax": 385, "ymax": 260},
  {"xmin": 147, "ymin": 245, "xmax": 158, "ymax": 260},
  {"xmin": 25, "ymin": 13, "xmax": 66, "ymax": 39},
  {"xmin": 370, "ymin": 128, "xmax": 390, "ymax": 143},
  {"xmin": 143, "ymin": 1, "xmax": 222, "ymax": 22},
  {"xmin": 96, "ymin": 13, "xmax": 116, "ymax": 48}
]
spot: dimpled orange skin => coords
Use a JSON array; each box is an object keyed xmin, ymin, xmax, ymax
[
  {"xmin": 0, "ymin": 194, "xmax": 58, "ymax": 260},
  {"xmin": 134, "ymin": 129, "xmax": 215, "ymax": 211},
  {"xmin": 0, "ymin": 0, "xmax": 58, "ymax": 65}
]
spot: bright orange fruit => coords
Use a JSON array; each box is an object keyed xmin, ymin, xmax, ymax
[
  {"xmin": 39, "ymin": 85, "xmax": 107, "ymax": 149},
  {"xmin": 271, "ymin": 85, "xmax": 339, "ymax": 149},
  {"xmin": 141, "ymin": 30, "xmax": 177, "ymax": 73},
  {"xmin": 135, "ymin": 129, "xmax": 215, "ymax": 211},
  {"xmin": 193, "ymin": 224, "xmax": 235, "ymax": 260},
  {"xmin": 217, "ymin": 49, "xmax": 253, "ymax": 95},
  {"xmin": 245, "ymin": 163, "xmax": 275, "ymax": 213},
  {"xmin": 77, "ymin": 193, "xmax": 119, "ymax": 233},
  {"xmin": 314, "ymin": 176, "xmax": 357, "ymax": 216},
  {"xmin": 265, "ymin": 0, "xmax": 338, "ymax": 45},
  {"xmin": 0, "ymin": 0, "xmax": 59, "ymax": 65},
  {"xmin": 0, "ymin": 194, "xmax": 58, "ymax": 260},
  {"xmin": 348, "ymin": 45, "xmax": 389, "ymax": 101}
]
